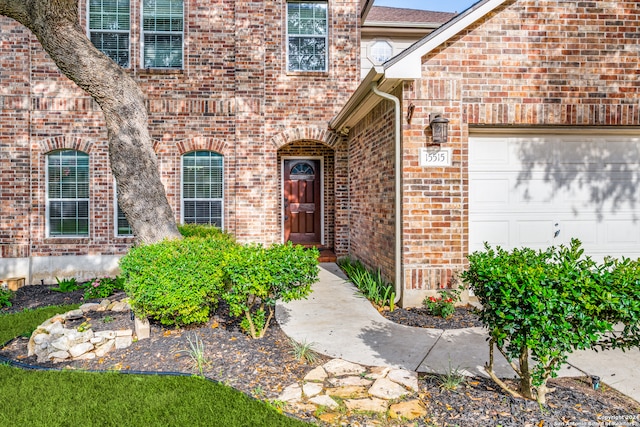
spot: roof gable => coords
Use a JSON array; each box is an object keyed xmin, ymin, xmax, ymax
[{"xmin": 384, "ymin": 0, "xmax": 510, "ymax": 79}]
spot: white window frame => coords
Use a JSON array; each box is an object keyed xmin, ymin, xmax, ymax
[
  {"xmin": 180, "ymin": 151, "xmax": 224, "ymax": 228},
  {"xmin": 46, "ymin": 150, "xmax": 90, "ymax": 238},
  {"xmin": 140, "ymin": 0, "xmax": 185, "ymax": 69},
  {"xmin": 368, "ymin": 39, "xmax": 394, "ymax": 65},
  {"xmin": 286, "ymin": 1, "xmax": 328, "ymax": 72},
  {"xmin": 113, "ymin": 180, "xmax": 134, "ymax": 237},
  {"xmin": 87, "ymin": 0, "xmax": 131, "ymax": 68}
]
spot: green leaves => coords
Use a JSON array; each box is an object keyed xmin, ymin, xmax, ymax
[
  {"xmin": 222, "ymin": 242, "xmax": 318, "ymax": 338},
  {"xmin": 338, "ymin": 258, "xmax": 396, "ymax": 310},
  {"xmin": 120, "ymin": 228, "xmax": 235, "ymax": 326},
  {"xmin": 462, "ymin": 238, "xmax": 640, "ymax": 403}
]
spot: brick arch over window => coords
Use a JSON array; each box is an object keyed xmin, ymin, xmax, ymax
[
  {"xmin": 175, "ymin": 137, "xmax": 228, "ymax": 155},
  {"xmin": 271, "ymin": 126, "xmax": 341, "ymax": 150},
  {"xmin": 38, "ymin": 136, "xmax": 93, "ymax": 154}
]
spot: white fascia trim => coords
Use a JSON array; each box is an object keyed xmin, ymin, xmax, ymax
[{"xmin": 384, "ymin": 0, "xmax": 509, "ymax": 79}]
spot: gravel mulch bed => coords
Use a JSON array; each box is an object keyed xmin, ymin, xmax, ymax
[{"xmin": 2, "ymin": 285, "xmax": 639, "ymax": 426}]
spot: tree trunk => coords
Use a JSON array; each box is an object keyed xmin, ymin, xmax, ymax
[{"xmin": 0, "ymin": 0, "xmax": 182, "ymax": 244}]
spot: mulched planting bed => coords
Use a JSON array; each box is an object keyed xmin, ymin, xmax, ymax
[{"xmin": 2, "ymin": 285, "xmax": 639, "ymax": 426}]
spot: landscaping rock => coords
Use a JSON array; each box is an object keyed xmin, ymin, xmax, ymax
[
  {"xmin": 79, "ymin": 303, "xmax": 100, "ymax": 312},
  {"xmin": 389, "ymin": 400, "xmax": 427, "ymax": 420},
  {"xmin": 387, "ymin": 369, "xmax": 419, "ymax": 392},
  {"xmin": 303, "ymin": 366, "xmax": 327, "ymax": 382},
  {"xmin": 65, "ymin": 309, "xmax": 84, "ymax": 321},
  {"xmin": 368, "ymin": 377, "xmax": 410, "ymax": 400},
  {"xmin": 309, "ymin": 394, "xmax": 339, "ymax": 409},
  {"xmin": 302, "ymin": 382, "xmax": 323, "ymax": 398},
  {"xmin": 25, "ymin": 299, "xmax": 133, "ymax": 363},
  {"xmin": 69, "ymin": 342, "xmax": 94, "ymax": 358},
  {"xmin": 279, "ymin": 358, "xmax": 424, "ymax": 419},
  {"xmin": 278, "ymin": 384, "xmax": 303, "ymax": 403},
  {"xmin": 134, "ymin": 316, "xmax": 150, "ymax": 340},
  {"xmin": 344, "ymin": 397, "xmax": 388, "ymax": 413},
  {"xmin": 323, "ymin": 359, "xmax": 366, "ymax": 376},
  {"xmin": 327, "ymin": 376, "xmax": 372, "ymax": 387}
]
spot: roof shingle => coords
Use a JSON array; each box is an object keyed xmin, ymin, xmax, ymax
[{"xmin": 366, "ymin": 6, "xmax": 456, "ymax": 24}]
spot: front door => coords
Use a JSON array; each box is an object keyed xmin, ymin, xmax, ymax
[{"xmin": 284, "ymin": 159, "xmax": 321, "ymax": 244}]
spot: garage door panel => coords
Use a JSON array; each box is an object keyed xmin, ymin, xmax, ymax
[
  {"xmin": 469, "ymin": 220, "xmax": 509, "ymax": 252},
  {"xmin": 558, "ymin": 220, "xmax": 598, "ymax": 246},
  {"xmin": 470, "ymin": 133, "xmax": 640, "ymax": 261},
  {"xmin": 470, "ymin": 178, "xmax": 509, "ymax": 205},
  {"xmin": 517, "ymin": 220, "xmax": 554, "ymax": 247},
  {"xmin": 606, "ymin": 220, "xmax": 640, "ymax": 245}
]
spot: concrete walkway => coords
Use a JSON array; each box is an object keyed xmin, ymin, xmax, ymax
[{"xmin": 276, "ymin": 263, "xmax": 640, "ymax": 403}]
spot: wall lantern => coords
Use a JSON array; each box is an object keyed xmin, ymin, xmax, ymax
[{"xmin": 428, "ymin": 113, "xmax": 449, "ymax": 144}]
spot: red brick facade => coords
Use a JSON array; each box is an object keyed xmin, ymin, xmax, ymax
[
  {"xmin": 3, "ymin": 0, "xmax": 640, "ymax": 306},
  {"xmin": 0, "ymin": 0, "xmax": 359, "ymax": 282},
  {"xmin": 341, "ymin": 0, "xmax": 640, "ymax": 306}
]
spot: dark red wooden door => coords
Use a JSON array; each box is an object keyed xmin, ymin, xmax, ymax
[{"xmin": 284, "ymin": 159, "xmax": 321, "ymax": 244}]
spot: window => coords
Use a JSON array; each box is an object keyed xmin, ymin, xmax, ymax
[
  {"xmin": 142, "ymin": 0, "xmax": 184, "ymax": 68},
  {"xmin": 287, "ymin": 1, "xmax": 327, "ymax": 72},
  {"xmin": 182, "ymin": 151, "xmax": 223, "ymax": 227},
  {"xmin": 369, "ymin": 40, "xmax": 393, "ymax": 65},
  {"xmin": 88, "ymin": 0, "xmax": 130, "ymax": 67},
  {"xmin": 47, "ymin": 150, "xmax": 90, "ymax": 237},
  {"xmin": 114, "ymin": 183, "xmax": 133, "ymax": 237},
  {"xmin": 116, "ymin": 205, "xmax": 133, "ymax": 236}
]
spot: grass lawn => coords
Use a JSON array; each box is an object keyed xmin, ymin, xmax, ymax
[{"xmin": 0, "ymin": 306, "xmax": 310, "ymax": 427}]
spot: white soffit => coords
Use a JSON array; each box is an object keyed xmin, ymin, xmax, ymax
[{"xmin": 384, "ymin": 0, "xmax": 509, "ymax": 79}]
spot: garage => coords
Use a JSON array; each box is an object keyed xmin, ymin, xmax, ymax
[{"xmin": 469, "ymin": 132, "xmax": 640, "ymax": 261}]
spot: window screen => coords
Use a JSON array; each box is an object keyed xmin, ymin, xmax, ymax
[
  {"xmin": 142, "ymin": 0, "xmax": 184, "ymax": 68},
  {"xmin": 287, "ymin": 1, "xmax": 327, "ymax": 72},
  {"xmin": 182, "ymin": 151, "xmax": 223, "ymax": 227},
  {"xmin": 47, "ymin": 150, "xmax": 90, "ymax": 237},
  {"xmin": 88, "ymin": 0, "xmax": 130, "ymax": 67}
]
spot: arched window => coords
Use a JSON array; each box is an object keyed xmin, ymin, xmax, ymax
[
  {"xmin": 47, "ymin": 150, "xmax": 90, "ymax": 236},
  {"xmin": 182, "ymin": 151, "xmax": 224, "ymax": 227},
  {"xmin": 290, "ymin": 161, "xmax": 315, "ymax": 177}
]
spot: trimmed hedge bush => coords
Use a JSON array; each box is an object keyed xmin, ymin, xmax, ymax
[
  {"xmin": 461, "ymin": 239, "xmax": 640, "ymax": 405},
  {"xmin": 120, "ymin": 231, "xmax": 234, "ymax": 326},
  {"xmin": 222, "ymin": 243, "xmax": 318, "ymax": 338},
  {"xmin": 121, "ymin": 225, "xmax": 319, "ymax": 335}
]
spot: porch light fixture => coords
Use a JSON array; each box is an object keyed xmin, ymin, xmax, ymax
[{"xmin": 428, "ymin": 113, "xmax": 449, "ymax": 144}]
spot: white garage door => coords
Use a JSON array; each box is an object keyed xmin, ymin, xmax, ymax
[{"xmin": 469, "ymin": 133, "xmax": 640, "ymax": 261}]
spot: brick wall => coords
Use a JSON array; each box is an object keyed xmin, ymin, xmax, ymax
[
  {"xmin": 340, "ymin": 0, "xmax": 640, "ymax": 306},
  {"xmin": 400, "ymin": 0, "xmax": 640, "ymax": 301},
  {"xmin": 346, "ymin": 89, "xmax": 398, "ymax": 282},
  {"xmin": 0, "ymin": 0, "xmax": 359, "ymax": 273}
]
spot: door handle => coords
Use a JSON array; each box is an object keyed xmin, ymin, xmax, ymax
[{"xmin": 284, "ymin": 215, "xmax": 289, "ymax": 220}]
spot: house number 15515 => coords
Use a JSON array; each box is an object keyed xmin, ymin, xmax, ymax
[{"xmin": 419, "ymin": 148, "xmax": 452, "ymax": 167}]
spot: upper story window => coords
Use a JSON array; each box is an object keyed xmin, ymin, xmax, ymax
[
  {"xmin": 47, "ymin": 150, "xmax": 90, "ymax": 237},
  {"xmin": 88, "ymin": 0, "xmax": 131, "ymax": 67},
  {"xmin": 287, "ymin": 1, "xmax": 328, "ymax": 72},
  {"xmin": 182, "ymin": 151, "xmax": 224, "ymax": 227},
  {"xmin": 369, "ymin": 40, "xmax": 393, "ymax": 65},
  {"xmin": 142, "ymin": 0, "xmax": 184, "ymax": 69}
]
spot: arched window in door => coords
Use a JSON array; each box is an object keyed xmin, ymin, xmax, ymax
[{"xmin": 289, "ymin": 161, "xmax": 315, "ymax": 180}]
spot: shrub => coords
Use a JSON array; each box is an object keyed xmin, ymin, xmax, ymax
[
  {"xmin": 83, "ymin": 276, "xmax": 125, "ymax": 300},
  {"xmin": 461, "ymin": 239, "xmax": 640, "ymax": 405},
  {"xmin": 423, "ymin": 288, "xmax": 461, "ymax": 319},
  {"xmin": 120, "ymin": 233, "xmax": 235, "ymax": 326},
  {"xmin": 338, "ymin": 258, "xmax": 395, "ymax": 311},
  {"xmin": 0, "ymin": 288, "xmax": 13, "ymax": 308},
  {"xmin": 52, "ymin": 277, "xmax": 80, "ymax": 292},
  {"xmin": 222, "ymin": 242, "xmax": 318, "ymax": 338},
  {"xmin": 178, "ymin": 223, "xmax": 233, "ymax": 241}
]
